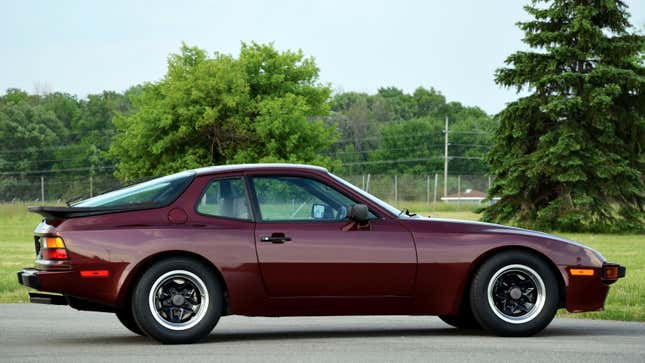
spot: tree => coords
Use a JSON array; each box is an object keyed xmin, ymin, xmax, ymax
[
  {"xmin": 374, "ymin": 118, "xmax": 444, "ymax": 174},
  {"xmin": 0, "ymin": 89, "xmax": 62, "ymax": 174},
  {"xmin": 109, "ymin": 43, "xmax": 336, "ymax": 180},
  {"xmin": 53, "ymin": 90, "xmax": 134, "ymax": 175},
  {"xmin": 326, "ymin": 86, "xmax": 495, "ymax": 175},
  {"xmin": 482, "ymin": 0, "xmax": 644, "ymax": 232}
]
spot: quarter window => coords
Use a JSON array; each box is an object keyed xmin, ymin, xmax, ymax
[{"xmin": 197, "ymin": 178, "xmax": 250, "ymax": 220}]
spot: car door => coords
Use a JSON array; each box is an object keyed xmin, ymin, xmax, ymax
[{"xmin": 250, "ymin": 174, "xmax": 417, "ymax": 297}]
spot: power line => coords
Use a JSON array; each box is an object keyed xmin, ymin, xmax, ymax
[
  {"xmin": 0, "ymin": 157, "xmax": 110, "ymax": 165},
  {"xmin": 329, "ymin": 143, "xmax": 490, "ymax": 156},
  {"xmin": 333, "ymin": 130, "xmax": 492, "ymax": 145},
  {"xmin": 330, "ymin": 145, "xmax": 445, "ymax": 155},
  {"xmin": 341, "ymin": 156, "xmax": 484, "ymax": 166},
  {"xmin": 0, "ymin": 165, "xmax": 115, "ymax": 176},
  {"xmin": 0, "ymin": 143, "xmax": 110, "ymax": 154},
  {"xmin": 333, "ymin": 132, "xmax": 443, "ymax": 144}
]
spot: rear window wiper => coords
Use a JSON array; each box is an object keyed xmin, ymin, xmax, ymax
[{"xmin": 65, "ymin": 195, "xmax": 85, "ymax": 207}]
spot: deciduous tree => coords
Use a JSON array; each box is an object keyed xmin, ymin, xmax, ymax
[{"xmin": 109, "ymin": 43, "xmax": 336, "ymax": 180}]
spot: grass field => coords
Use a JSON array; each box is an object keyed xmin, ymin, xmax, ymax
[{"xmin": 0, "ymin": 202, "xmax": 642, "ymax": 321}]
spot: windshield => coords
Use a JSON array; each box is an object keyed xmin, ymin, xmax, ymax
[
  {"xmin": 329, "ymin": 173, "xmax": 402, "ymax": 216},
  {"xmin": 74, "ymin": 171, "xmax": 195, "ymax": 208}
]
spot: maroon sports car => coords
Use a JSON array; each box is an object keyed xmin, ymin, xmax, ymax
[{"xmin": 18, "ymin": 164, "xmax": 625, "ymax": 344}]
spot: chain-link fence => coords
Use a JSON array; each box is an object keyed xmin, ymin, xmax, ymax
[
  {"xmin": 338, "ymin": 174, "xmax": 492, "ymax": 205},
  {"xmin": 0, "ymin": 173, "xmax": 120, "ymax": 203},
  {"xmin": 0, "ymin": 172, "xmax": 493, "ymax": 205}
]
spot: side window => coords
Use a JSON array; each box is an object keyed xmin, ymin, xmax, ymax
[
  {"xmin": 251, "ymin": 176, "xmax": 358, "ymax": 221},
  {"xmin": 197, "ymin": 178, "xmax": 251, "ymax": 220}
]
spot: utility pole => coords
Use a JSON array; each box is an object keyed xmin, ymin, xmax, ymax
[
  {"xmin": 433, "ymin": 173, "xmax": 438, "ymax": 204},
  {"xmin": 366, "ymin": 174, "xmax": 371, "ymax": 192},
  {"xmin": 394, "ymin": 175, "xmax": 398, "ymax": 202},
  {"xmin": 40, "ymin": 176, "xmax": 45, "ymax": 203},
  {"xmin": 444, "ymin": 115, "xmax": 449, "ymax": 197},
  {"xmin": 426, "ymin": 175, "xmax": 430, "ymax": 206}
]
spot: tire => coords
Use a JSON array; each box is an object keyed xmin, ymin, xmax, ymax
[
  {"xmin": 131, "ymin": 257, "xmax": 224, "ymax": 344},
  {"xmin": 469, "ymin": 250, "xmax": 560, "ymax": 337},
  {"xmin": 439, "ymin": 311, "xmax": 480, "ymax": 329},
  {"xmin": 116, "ymin": 307, "xmax": 145, "ymax": 336}
]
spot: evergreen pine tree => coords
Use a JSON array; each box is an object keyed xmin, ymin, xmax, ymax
[{"xmin": 482, "ymin": 0, "xmax": 644, "ymax": 232}]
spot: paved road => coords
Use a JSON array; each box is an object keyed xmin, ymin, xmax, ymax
[{"xmin": 0, "ymin": 304, "xmax": 643, "ymax": 363}]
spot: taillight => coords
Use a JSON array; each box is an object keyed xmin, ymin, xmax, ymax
[{"xmin": 39, "ymin": 236, "xmax": 69, "ymax": 260}]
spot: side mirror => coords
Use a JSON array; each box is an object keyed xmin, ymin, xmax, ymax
[{"xmin": 347, "ymin": 204, "xmax": 369, "ymax": 223}]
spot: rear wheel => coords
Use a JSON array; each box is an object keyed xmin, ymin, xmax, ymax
[
  {"xmin": 131, "ymin": 257, "xmax": 224, "ymax": 344},
  {"xmin": 115, "ymin": 307, "xmax": 145, "ymax": 336},
  {"xmin": 469, "ymin": 250, "xmax": 560, "ymax": 337}
]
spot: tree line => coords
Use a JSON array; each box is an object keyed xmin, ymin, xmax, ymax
[{"xmin": 0, "ymin": 44, "xmax": 495, "ymax": 183}]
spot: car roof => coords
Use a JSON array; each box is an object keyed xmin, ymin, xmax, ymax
[{"xmin": 192, "ymin": 163, "xmax": 329, "ymax": 176}]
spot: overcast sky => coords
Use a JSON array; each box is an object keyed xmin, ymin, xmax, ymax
[{"xmin": 1, "ymin": 0, "xmax": 643, "ymax": 114}]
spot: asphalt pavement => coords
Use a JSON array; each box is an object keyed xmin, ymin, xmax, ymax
[{"xmin": 0, "ymin": 304, "xmax": 643, "ymax": 362}]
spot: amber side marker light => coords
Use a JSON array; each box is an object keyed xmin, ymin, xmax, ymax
[
  {"xmin": 40, "ymin": 237, "xmax": 69, "ymax": 260},
  {"xmin": 570, "ymin": 268, "xmax": 595, "ymax": 276},
  {"xmin": 603, "ymin": 265, "xmax": 620, "ymax": 280}
]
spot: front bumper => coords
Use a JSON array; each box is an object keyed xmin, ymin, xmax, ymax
[{"xmin": 563, "ymin": 262, "xmax": 626, "ymax": 313}]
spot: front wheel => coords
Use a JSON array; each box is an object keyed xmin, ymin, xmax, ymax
[
  {"xmin": 131, "ymin": 257, "xmax": 224, "ymax": 344},
  {"xmin": 438, "ymin": 313, "xmax": 480, "ymax": 329},
  {"xmin": 469, "ymin": 251, "xmax": 560, "ymax": 337}
]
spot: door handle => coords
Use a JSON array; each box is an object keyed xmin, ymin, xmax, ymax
[{"xmin": 260, "ymin": 234, "xmax": 292, "ymax": 244}]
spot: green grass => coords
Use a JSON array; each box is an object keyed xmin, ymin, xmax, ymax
[
  {"xmin": 0, "ymin": 203, "xmax": 42, "ymax": 303},
  {"xmin": 0, "ymin": 203, "xmax": 642, "ymax": 321}
]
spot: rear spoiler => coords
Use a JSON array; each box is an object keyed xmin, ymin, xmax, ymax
[{"xmin": 28, "ymin": 204, "xmax": 159, "ymax": 223}]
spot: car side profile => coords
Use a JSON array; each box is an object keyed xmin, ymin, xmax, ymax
[{"xmin": 17, "ymin": 164, "xmax": 625, "ymax": 344}]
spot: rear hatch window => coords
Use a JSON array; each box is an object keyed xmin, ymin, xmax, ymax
[{"xmin": 73, "ymin": 171, "xmax": 195, "ymax": 208}]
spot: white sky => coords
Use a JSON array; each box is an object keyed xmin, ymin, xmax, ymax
[{"xmin": 1, "ymin": 0, "xmax": 643, "ymax": 114}]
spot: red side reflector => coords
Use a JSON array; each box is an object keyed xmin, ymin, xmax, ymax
[
  {"xmin": 42, "ymin": 248, "xmax": 68, "ymax": 260},
  {"xmin": 80, "ymin": 270, "xmax": 109, "ymax": 278}
]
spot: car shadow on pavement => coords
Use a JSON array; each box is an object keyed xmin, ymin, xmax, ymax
[
  {"xmin": 50, "ymin": 327, "xmax": 488, "ymax": 345},
  {"xmin": 205, "ymin": 327, "xmax": 489, "ymax": 343},
  {"xmin": 538, "ymin": 326, "xmax": 642, "ymax": 338},
  {"xmin": 48, "ymin": 324, "xmax": 642, "ymax": 345}
]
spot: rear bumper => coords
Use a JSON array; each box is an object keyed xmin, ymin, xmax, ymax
[
  {"xmin": 17, "ymin": 269, "xmax": 115, "ymax": 312},
  {"xmin": 17, "ymin": 269, "xmax": 41, "ymax": 290},
  {"xmin": 28, "ymin": 292, "xmax": 68, "ymax": 305},
  {"xmin": 17, "ymin": 268, "xmax": 76, "ymax": 293},
  {"xmin": 17, "ymin": 270, "xmax": 69, "ymax": 305}
]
